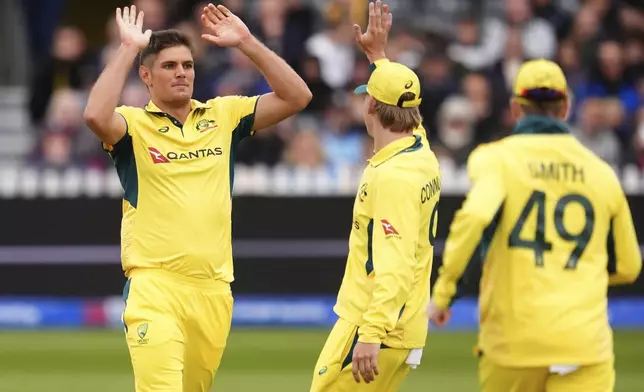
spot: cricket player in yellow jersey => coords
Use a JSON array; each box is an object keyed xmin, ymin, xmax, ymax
[
  {"xmin": 428, "ymin": 58, "xmax": 642, "ymax": 392},
  {"xmin": 310, "ymin": 2, "xmax": 440, "ymax": 391},
  {"xmin": 83, "ymin": 4, "xmax": 311, "ymax": 392}
]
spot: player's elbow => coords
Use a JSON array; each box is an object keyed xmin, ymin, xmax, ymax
[
  {"xmin": 293, "ymin": 86, "xmax": 312, "ymax": 110},
  {"xmin": 83, "ymin": 107, "xmax": 104, "ymax": 129},
  {"xmin": 611, "ymin": 261, "xmax": 642, "ymax": 285},
  {"xmin": 622, "ymin": 262, "xmax": 642, "ymax": 284}
]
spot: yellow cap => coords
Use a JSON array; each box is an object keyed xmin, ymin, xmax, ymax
[
  {"xmin": 513, "ymin": 59, "xmax": 568, "ymax": 104},
  {"xmin": 354, "ymin": 60, "xmax": 422, "ymax": 108}
]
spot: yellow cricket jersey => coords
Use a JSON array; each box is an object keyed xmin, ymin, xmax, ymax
[
  {"xmin": 432, "ymin": 115, "xmax": 642, "ymax": 367},
  {"xmin": 334, "ymin": 134, "xmax": 441, "ymax": 349},
  {"xmin": 102, "ymin": 96, "xmax": 259, "ymax": 281}
]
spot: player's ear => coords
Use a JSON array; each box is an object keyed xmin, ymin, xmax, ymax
[
  {"xmin": 561, "ymin": 98, "xmax": 571, "ymax": 122},
  {"xmin": 367, "ymin": 96, "xmax": 377, "ymax": 115},
  {"xmin": 509, "ymin": 98, "xmax": 523, "ymax": 122},
  {"xmin": 139, "ymin": 65, "xmax": 152, "ymax": 87}
]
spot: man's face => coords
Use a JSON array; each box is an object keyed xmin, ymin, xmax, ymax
[{"xmin": 141, "ymin": 45, "xmax": 195, "ymax": 104}]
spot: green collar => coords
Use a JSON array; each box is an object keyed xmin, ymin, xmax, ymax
[{"xmin": 512, "ymin": 115, "xmax": 571, "ymax": 135}]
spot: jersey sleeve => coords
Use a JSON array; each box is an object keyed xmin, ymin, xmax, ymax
[
  {"xmin": 102, "ymin": 106, "xmax": 136, "ymax": 159},
  {"xmin": 431, "ymin": 145, "xmax": 506, "ymax": 310},
  {"xmin": 607, "ymin": 185, "xmax": 642, "ymax": 285},
  {"xmin": 358, "ymin": 171, "xmax": 420, "ymax": 344},
  {"xmin": 217, "ymin": 95, "xmax": 261, "ymax": 139}
]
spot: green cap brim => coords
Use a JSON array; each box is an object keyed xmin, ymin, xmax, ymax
[{"xmin": 353, "ymin": 85, "xmax": 368, "ymax": 95}]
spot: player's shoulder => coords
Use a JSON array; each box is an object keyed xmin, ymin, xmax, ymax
[
  {"xmin": 206, "ymin": 95, "xmax": 259, "ymax": 108},
  {"xmin": 466, "ymin": 141, "xmax": 504, "ymax": 181},
  {"xmin": 115, "ymin": 105, "xmax": 146, "ymax": 118}
]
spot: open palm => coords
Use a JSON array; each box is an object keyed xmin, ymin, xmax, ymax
[
  {"xmin": 116, "ymin": 5, "xmax": 152, "ymax": 50},
  {"xmin": 200, "ymin": 3, "xmax": 251, "ymax": 47},
  {"xmin": 354, "ymin": 1, "xmax": 392, "ymax": 56}
]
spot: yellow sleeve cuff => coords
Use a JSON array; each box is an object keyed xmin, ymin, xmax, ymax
[
  {"xmin": 431, "ymin": 294, "xmax": 452, "ymax": 311},
  {"xmin": 357, "ymin": 333, "xmax": 382, "ymax": 344}
]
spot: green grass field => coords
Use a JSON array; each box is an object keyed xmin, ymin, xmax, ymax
[{"xmin": 0, "ymin": 329, "xmax": 642, "ymax": 391}]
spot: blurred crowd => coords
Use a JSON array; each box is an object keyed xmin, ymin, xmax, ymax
[{"xmin": 23, "ymin": 0, "xmax": 644, "ymax": 175}]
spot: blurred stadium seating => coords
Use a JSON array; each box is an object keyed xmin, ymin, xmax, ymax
[{"xmin": 0, "ymin": 0, "xmax": 643, "ymax": 195}]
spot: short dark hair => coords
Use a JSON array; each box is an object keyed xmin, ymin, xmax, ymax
[
  {"xmin": 519, "ymin": 99, "xmax": 567, "ymax": 117},
  {"xmin": 139, "ymin": 29, "xmax": 193, "ymax": 66}
]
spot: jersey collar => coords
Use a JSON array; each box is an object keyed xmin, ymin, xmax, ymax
[
  {"xmin": 369, "ymin": 134, "xmax": 422, "ymax": 167},
  {"xmin": 512, "ymin": 115, "xmax": 570, "ymax": 135},
  {"xmin": 143, "ymin": 99, "xmax": 211, "ymax": 113}
]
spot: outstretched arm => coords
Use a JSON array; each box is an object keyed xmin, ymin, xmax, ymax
[
  {"xmin": 200, "ymin": 4, "xmax": 311, "ymax": 132},
  {"xmin": 84, "ymin": 6, "xmax": 151, "ymax": 145}
]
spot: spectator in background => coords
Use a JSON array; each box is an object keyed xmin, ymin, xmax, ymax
[
  {"xmin": 632, "ymin": 107, "xmax": 644, "ymax": 169},
  {"xmin": 134, "ymin": 0, "xmax": 168, "ymax": 31},
  {"xmin": 214, "ymin": 48, "xmax": 271, "ymax": 97},
  {"xmin": 572, "ymin": 98, "xmax": 621, "ymax": 169},
  {"xmin": 624, "ymin": 34, "xmax": 644, "ymax": 82},
  {"xmin": 305, "ymin": 12, "xmax": 356, "ymax": 89},
  {"xmin": 30, "ymin": 89, "xmax": 108, "ymax": 170},
  {"xmin": 432, "ymin": 96, "xmax": 476, "ymax": 168},
  {"xmin": 120, "ymin": 83, "xmax": 150, "ymax": 108},
  {"xmin": 504, "ymin": 0, "xmax": 556, "ymax": 60},
  {"xmin": 319, "ymin": 102, "xmax": 365, "ymax": 169},
  {"xmin": 28, "ymin": 26, "xmax": 93, "ymax": 127},
  {"xmin": 20, "ymin": 0, "xmax": 644, "ymax": 179},
  {"xmin": 299, "ymin": 55, "xmax": 333, "ymax": 113},
  {"xmin": 490, "ymin": 26, "xmax": 524, "ymax": 106},
  {"xmin": 570, "ymin": 5, "xmax": 603, "ymax": 67},
  {"xmin": 462, "ymin": 72, "xmax": 501, "ymax": 144},
  {"xmin": 281, "ymin": 0, "xmax": 317, "ymax": 74},
  {"xmin": 418, "ymin": 52, "xmax": 459, "ymax": 141},
  {"xmin": 282, "ymin": 128, "xmax": 327, "ymax": 169},
  {"xmin": 450, "ymin": 0, "xmax": 556, "ymax": 72},
  {"xmin": 557, "ymin": 40, "xmax": 585, "ymax": 93},
  {"xmin": 531, "ymin": 0, "xmax": 573, "ymax": 41},
  {"xmin": 254, "ymin": 0, "xmax": 286, "ymax": 54},
  {"xmin": 575, "ymin": 40, "xmax": 640, "ymax": 136},
  {"xmin": 448, "ymin": 14, "xmax": 504, "ymax": 72},
  {"xmin": 236, "ymin": 118, "xmax": 291, "ymax": 167}
]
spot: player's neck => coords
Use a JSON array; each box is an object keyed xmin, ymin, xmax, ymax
[
  {"xmin": 372, "ymin": 127, "xmax": 413, "ymax": 153},
  {"xmin": 151, "ymin": 98, "xmax": 192, "ymax": 124}
]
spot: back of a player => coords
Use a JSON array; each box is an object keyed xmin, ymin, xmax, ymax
[
  {"xmin": 431, "ymin": 59, "xmax": 641, "ymax": 392},
  {"xmin": 473, "ymin": 60, "xmax": 642, "ymax": 392},
  {"xmin": 485, "ymin": 130, "xmax": 628, "ymax": 363}
]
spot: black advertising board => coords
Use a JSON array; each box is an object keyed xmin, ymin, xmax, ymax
[{"xmin": 0, "ymin": 196, "xmax": 642, "ymax": 297}]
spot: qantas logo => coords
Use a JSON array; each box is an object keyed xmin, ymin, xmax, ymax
[
  {"xmin": 380, "ymin": 219, "xmax": 399, "ymax": 235},
  {"xmin": 148, "ymin": 146, "xmax": 223, "ymax": 164},
  {"xmin": 148, "ymin": 147, "xmax": 170, "ymax": 164}
]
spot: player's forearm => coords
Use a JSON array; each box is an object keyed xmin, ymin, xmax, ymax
[
  {"xmin": 609, "ymin": 203, "xmax": 643, "ymax": 285},
  {"xmin": 238, "ymin": 36, "xmax": 311, "ymax": 109},
  {"xmin": 360, "ymin": 279, "xmax": 411, "ymax": 343},
  {"xmin": 84, "ymin": 44, "xmax": 139, "ymax": 126},
  {"xmin": 432, "ymin": 210, "xmax": 488, "ymax": 310},
  {"xmin": 360, "ymin": 254, "xmax": 414, "ymax": 343}
]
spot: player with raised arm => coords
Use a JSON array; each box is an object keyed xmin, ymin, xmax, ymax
[
  {"xmin": 309, "ymin": 2, "xmax": 441, "ymax": 391},
  {"xmin": 428, "ymin": 59, "xmax": 642, "ymax": 392},
  {"xmin": 83, "ymin": 4, "xmax": 311, "ymax": 392}
]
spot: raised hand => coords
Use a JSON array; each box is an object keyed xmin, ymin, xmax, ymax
[
  {"xmin": 354, "ymin": 0, "xmax": 393, "ymax": 61},
  {"xmin": 200, "ymin": 3, "xmax": 251, "ymax": 48},
  {"xmin": 115, "ymin": 5, "xmax": 152, "ymax": 50}
]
